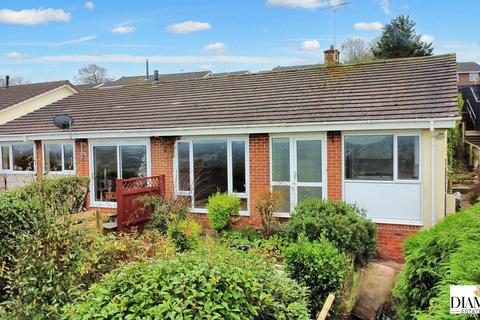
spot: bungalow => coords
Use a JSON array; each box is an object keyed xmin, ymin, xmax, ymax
[{"xmin": 0, "ymin": 51, "xmax": 459, "ymax": 259}]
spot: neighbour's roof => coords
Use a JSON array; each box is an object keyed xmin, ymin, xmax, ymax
[
  {"xmin": 0, "ymin": 54, "xmax": 459, "ymax": 136},
  {"xmin": 213, "ymin": 71, "xmax": 250, "ymax": 77},
  {"xmin": 0, "ymin": 80, "xmax": 75, "ymax": 112},
  {"xmin": 75, "ymin": 83, "xmax": 104, "ymax": 90},
  {"xmin": 457, "ymin": 62, "xmax": 480, "ymax": 73},
  {"xmin": 107, "ymin": 71, "xmax": 212, "ymax": 86},
  {"xmin": 272, "ymin": 64, "xmax": 320, "ymax": 71}
]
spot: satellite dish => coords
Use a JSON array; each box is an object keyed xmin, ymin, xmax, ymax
[
  {"xmin": 53, "ymin": 115, "xmax": 73, "ymax": 129},
  {"xmin": 53, "ymin": 115, "xmax": 74, "ymax": 139}
]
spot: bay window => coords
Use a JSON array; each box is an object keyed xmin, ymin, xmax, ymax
[
  {"xmin": 43, "ymin": 142, "xmax": 75, "ymax": 173},
  {"xmin": 175, "ymin": 138, "xmax": 249, "ymax": 214},
  {"xmin": 0, "ymin": 143, "xmax": 35, "ymax": 172}
]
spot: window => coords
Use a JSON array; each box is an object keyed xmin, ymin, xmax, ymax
[
  {"xmin": 1, "ymin": 146, "xmax": 9, "ymax": 170},
  {"xmin": 469, "ymin": 73, "xmax": 479, "ymax": 82},
  {"xmin": 12, "ymin": 144, "xmax": 35, "ymax": 171},
  {"xmin": 344, "ymin": 134, "xmax": 420, "ymax": 181},
  {"xmin": 44, "ymin": 143, "xmax": 75, "ymax": 173},
  {"xmin": 91, "ymin": 141, "xmax": 149, "ymax": 205},
  {"xmin": 175, "ymin": 138, "xmax": 248, "ymax": 213}
]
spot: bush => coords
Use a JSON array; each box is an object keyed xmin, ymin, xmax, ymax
[
  {"xmin": 283, "ymin": 234, "xmax": 348, "ymax": 316},
  {"xmin": 167, "ymin": 218, "xmax": 202, "ymax": 252},
  {"xmin": 142, "ymin": 195, "xmax": 190, "ymax": 234},
  {"xmin": 207, "ymin": 192, "xmax": 241, "ymax": 231},
  {"xmin": 285, "ymin": 199, "xmax": 377, "ymax": 266},
  {"xmin": 63, "ymin": 246, "xmax": 311, "ymax": 319},
  {"xmin": 256, "ymin": 190, "xmax": 282, "ymax": 238},
  {"xmin": 394, "ymin": 204, "xmax": 480, "ymax": 320}
]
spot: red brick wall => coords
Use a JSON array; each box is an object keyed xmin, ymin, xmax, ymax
[
  {"xmin": 458, "ymin": 73, "xmax": 479, "ymax": 86},
  {"xmin": 327, "ymin": 131, "xmax": 342, "ymax": 200},
  {"xmin": 151, "ymin": 137, "xmax": 176, "ymax": 198},
  {"xmin": 35, "ymin": 141, "xmax": 43, "ymax": 176},
  {"xmin": 376, "ymin": 223, "xmax": 421, "ymax": 260},
  {"xmin": 75, "ymin": 139, "xmax": 90, "ymax": 208}
]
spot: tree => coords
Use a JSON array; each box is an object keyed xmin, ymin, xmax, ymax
[
  {"xmin": 341, "ymin": 37, "xmax": 374, "ymax": 63},
  {"xmin": 371, "ymin": 15, "xmax": 433, "ymax": 59},
  {"xmin": 74, "ymin": 64, "xmax": 111, "ymax": 84},
  {"xmin": 0, "ymin": 75, "xmax": 27, "ymax": 87}
]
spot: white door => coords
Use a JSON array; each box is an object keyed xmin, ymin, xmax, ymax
[{"xmin": 271, "ymin": 137, "xmax": 325, "ymax": 216}]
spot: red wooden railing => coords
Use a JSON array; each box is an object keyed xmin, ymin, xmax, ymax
[{"xmin": 116, "ymin": 175, "xmax": 165, "ymax": 232}]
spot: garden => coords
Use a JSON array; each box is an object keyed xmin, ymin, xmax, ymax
[{"xmin": 0, "ymin": 176, "xmax": 478, "ymax": 319}]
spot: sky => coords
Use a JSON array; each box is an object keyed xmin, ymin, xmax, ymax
[{"xmin": 0, "ymin": 0, "xmax": 479, "ymax": 83}]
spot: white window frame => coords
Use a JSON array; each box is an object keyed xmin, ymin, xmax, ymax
[
  {"xmin": 174, "ymin": 136, "xmax": 250, "ymax": 216},
  {"xmin": 89, "ymin": 138, "xmax": 151, "ymax": 208},
  {"xmin": 469, "ymin": 72, "xmax": 479, "ymax": 82},
  {"xmin": 0, "ymin": 142, "xmax": 36, "ymax": 174},
  {"xmin": 342, "ymin": 131, "xmax": 422, "ymax": 184},
  {"xmin": 42, "ymin": 140, "xmax": 76, "ymax": 175},
  {"xmin": 269, "ymin": 133, "xmax": 327, "ymax": 218}
]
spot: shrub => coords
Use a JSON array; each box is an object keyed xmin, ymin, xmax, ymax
[
  {"xmin": 220, "ymin": 229, "xmax": 290, "ymax": 259},
  {"xmin": 63, "ymin": 246, "xmax": 311, "ymax": 319},
  {"xmin": 206, "ymin": 192, "xmax": 241, "ymax": 231},
  {"xmin": 283, "ymin": 234, "xmax": 348, "ymax": 316},
  {"xmin": 285, "ymin": 199, "xmax": 377, "ymax": 266},
  {"xmin": 256, "ymin": 190, "xmax": 282, "ymax": 238},
  {"xmin": 142, "ymin": 195, "xmax": 190, "ymax": 234},
  {"xmin": 167, "ymin": 218, "xmax": 202, "ymax": 252},
  {"xmin": 394, "ymin": 204, "xmax": 480, "ymax": 320}
]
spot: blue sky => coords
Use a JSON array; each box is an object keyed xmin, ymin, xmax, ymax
[{"xmin": 0, "ymin": 0, "xmax": 479, "ymax": 83}]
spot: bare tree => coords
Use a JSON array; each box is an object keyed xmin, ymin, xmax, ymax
[
  {"xmin": 341, "ymin": 37, "xmax": 374, "ymax": 64},
  {"xmin": 0, "ymin": 75, "xmax": 27, "ymax": 87},
  {"xmin": 74, "ymin": 64, "xmax": 112, "ymax": 84}
]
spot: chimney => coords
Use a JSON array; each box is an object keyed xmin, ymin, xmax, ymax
[
  {"xmin": 5, "ymin": 75, "xmax": 9, "ymax": 88},
  {"xmin": 324, "ymin": 45, "xmax": 340, "ymax": 66},
  {"xmin": 146, "ymin": 59, "xmax": 149, "ymax": 79},
  {"xmin": 153, "ymin": 70, "xmax": 160, "ymax": 84}
]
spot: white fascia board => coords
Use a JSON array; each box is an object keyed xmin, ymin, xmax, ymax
[{"xmin": 0, "ymin": 117, "xmax": 459, "ymax": 142}]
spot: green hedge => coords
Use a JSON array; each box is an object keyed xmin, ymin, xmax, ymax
[
  {"xmin": 284, "ymin": 199, "xmax": 377, "ymax": 266},
  {"xmin": 63, "ymin": 247, "xmax": 311, "ymax": 319},
  {"xmin": 394, "ymin": 204, "xmax": 480, "ymax": 319},
  {"xmin": 207, "ymin": 192, "xmax": 241, "ymax": 231}
]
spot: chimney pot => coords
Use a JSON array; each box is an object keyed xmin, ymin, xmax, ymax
[
  {"xmin": 153, "ymin": 70, "xmax": 160, "ymax": 84},
  {"xmin": 324, "ymin": 45, "xmax": 340, "ymax": 66},
  {"xmin": 5, "ymin": 75, "xmax": 9, "ymax": 88}
]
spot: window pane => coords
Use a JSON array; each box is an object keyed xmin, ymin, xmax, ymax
[
  {"xmin": 272, "ymin": 138, "xmax": 290, "ymax": 182},
  {"xmin": 12, "ymin": 144, "xmax": 34, "ymax": 171},
  {"xmin": 272, "ymin": 186, "xmax": 290, "ymax": 213},
  {"xmin": 232, "ymin": 141, "xmax": 246, "ymax": 193},
  {"xmin": 177, "ymin": 142, "xmax": 190, "ymax": 191},
  {"xmin": 345, "ymin": 135, "xmax": 393, "ymax": 181},
  {"xmin": 93, "ymin": 146, "xmax": 117, "ymax": 202},
  {"xmin": 120, "ymin": 145, "xmax": 147, "ymax": 179},
  {"xmin": 193, "ymin": 140, "xmax": 228, "ymax": 208},
  {"xmin": 1, "ymin": 146, "xmax": 9, "ymax": 170},
  {"xmin": 297, "ymin": 140, "xmax": 322, "ymax": 183},
  {"xmin": 63, "ymin": 144, "xmax": 74, "ymax": 171},
  {"xmin": 45, "ymin": 144, "xmax": 62, "ymax": 172},
  {"xmin": 398, "ymin": 136, "xmax": 419, "ymax": 180},
  {"xmin": 297, "ymin": 186, "xmax": 322, "ymax": 203},
  {"xmin": 240, "ymin": 198, "xmax": 248, "ymax": 211}
]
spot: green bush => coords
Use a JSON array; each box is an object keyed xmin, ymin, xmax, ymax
[
  {"xmin": 207, "ymin": 192, "xmax": 241, "ymax": 231},
  {"xmin": 167, "ymin": 218, "xmax": 202, "ymax": 252},
  {"xmin": 285, "ymin": 199, "xmax": 377, "ymax": 266},
  {"xmin": 283, "ymin": 234, "xmax": 348, "ymax": 316},
  {"xmin": 220, "ymin": 229, "xmax": 290, "ymax": 259},
  {"xmin": 63, "ymin": 247, "xmax": 310, "ymax": 319},
  {"xmin": 394, "ymin": 204, "xmax": 480, "ymax": 320},
  {"xmin": 142, "ymin": 195, "xmax": 190, "ymax": 234}
]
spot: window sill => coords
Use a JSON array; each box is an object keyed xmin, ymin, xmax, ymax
[{"xmin": 344, "ymin": 179, "xmax": 421, "ymax": 185}]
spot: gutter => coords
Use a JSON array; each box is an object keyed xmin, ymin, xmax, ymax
[{"xmin": 0, "ymin": 117, "xmax": 460, "ymax": 142}]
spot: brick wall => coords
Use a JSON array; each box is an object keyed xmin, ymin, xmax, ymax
[
  {"xmin": 376, "ymin": 223, "xmax": 421, "ymax": 260},
  {"xmin": 75, "ymin": 139, "xmax": 90, "ymax": 208},
  {"xmin": 35, "ymin": 141, "xmax": 43, "ymax": 176},
  {"xmin": 327, "ymin": 131, "xmax": 342, "ymax": 200},
  {"xmin": 151, "ymin": 137, "xmax": 176, "ymax": 198}
]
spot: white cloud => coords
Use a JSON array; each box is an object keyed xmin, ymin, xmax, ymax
[
  {"xmin": 353, "ymin": 22, "xmax": 383, "ymax": 31},
  {"xmin": 420, "ymin": 34, "xmax": 434, "ymax": 44},
  {"xmin": 204, "ymin": 42, "xmax": 227, "ymax": 53},
  {"xmin": 50, "ymin": 35, "xmax": 96, "ymax": 47},
  {"xmin": 299, "ymin": 39, "xmax": 320, "ymax": 51},
  {"xmin": 111, "ymin": 25, "xmax": 135, "ymax": 34},
  {"xmin": 167, "ymin": 21, "xmax": 211, "ymax": 34},
  {"xmin": 200, "ymin": 64, "xmax": 213, "ymax": 71},
  {"xmin": 379, "ymin": 0, "xmax": 391, "ymax": 15},
  {"xmin": 84, "ymin": 1, "xmax": 95, "ymax": 11},
  {"xmin": 6, "ymin": 51, "xmax": 25, "ymax": 59},
  {"xmin": 266, "ymin": 0, "xmax": 341, "ymax": 9},
  {"xmin": 0, "ymin": 8, "xmax": 70, "ymax": 25}
]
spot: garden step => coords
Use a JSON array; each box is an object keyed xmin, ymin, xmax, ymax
[
  {"xmin": 451, "ymin": 185, "xmax": 472, "ymax": 191},
  {"xmin": 102, "ymin": 221, "xmax": 118, "ymax": 231}
]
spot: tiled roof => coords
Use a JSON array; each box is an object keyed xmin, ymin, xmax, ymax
[
  {"xmin": 0, "ymin": 80, "xmax": 75, "ymax": 112},
  {"xmin": 0, "ymin": 55, "xmax": 459, "ymax": 136},
  {"xmin": 107, "ymin": 71, "xmax": 212, "ymax": 86},
  {"xmin": 458, "ymin": 62, "xmax": 480, "ymax": 73}
]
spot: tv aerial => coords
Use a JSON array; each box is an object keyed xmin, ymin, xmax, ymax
[
  {"xmin": 53, "ymin": 114, "xmax": 74, "ymax": 139},
  {"xmin": 317, "ymin": 2, "xmax": 350, "ymax": 50}
]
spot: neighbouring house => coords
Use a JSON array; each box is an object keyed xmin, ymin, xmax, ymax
[
  {"xmin": 107, "ymin": 70, "xmax": 213, "ymax": 86},
  {"xmin": 457, "ymin": 62, "xmax": 480, "ymax": 86},
  {"xmin": 0, "ymin": 52, "xmax": 459, "ymax": 260}
]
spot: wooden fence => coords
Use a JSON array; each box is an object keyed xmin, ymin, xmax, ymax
[
  {"xmin": 465, "ymin": 141, "xmax": 480, "ymax": 168},
  {"xmin": 116, "ymin": 175, "xmax": 165, "ymax": 232}
]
